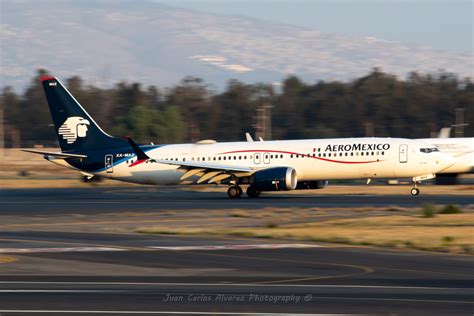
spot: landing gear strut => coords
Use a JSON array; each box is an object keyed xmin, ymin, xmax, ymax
[
  {"xmin": 410, "ymin": 183, "xmax": 420, "ymax": 196},
  {"xmin": 227, "ymin": 185, "xmax": 243, "ymax": 198}
]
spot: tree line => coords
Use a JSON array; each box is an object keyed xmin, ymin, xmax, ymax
[{"xmin": 2, "ymin": 68, "xmax": 473, "ymax": 147}]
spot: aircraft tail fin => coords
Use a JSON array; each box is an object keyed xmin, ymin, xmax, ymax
[{"xmin": 40, "ymin": 76, "xmax": 128, "ymax": 152}]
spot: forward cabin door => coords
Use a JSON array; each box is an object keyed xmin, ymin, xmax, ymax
[
  {"xmin": 263, "ymin": 152, "xmax": 270, "ymax": 164},
  {"xmin": 399, "ymin": 144, "xmax": 408, "ymax": 163},
  {"xmin": 254, "ymin": 153, "xmax": 261, "ymax": 164},
  {"xmin": 105, "ymin": 154, "xmax": 114, "ymax": 173}
]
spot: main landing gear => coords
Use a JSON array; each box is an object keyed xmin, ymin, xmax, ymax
[
  {"xmin": 227, "ymin": 185, "xmax": 243, "ymax": 199},
  {"xmin": 246, "ymin": 185, "xmax": 261, "ymax": 198},
  {"xmin": 227, "ymin": 185, "xmax": 261, "ymax": 198}
]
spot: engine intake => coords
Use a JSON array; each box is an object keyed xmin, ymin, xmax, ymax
[{"xmin": 251, "ymin": 167, "xmax": 297, "ymax": 191}]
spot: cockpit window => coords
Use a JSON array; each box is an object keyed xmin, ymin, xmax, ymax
[{"xmin": 420, "ymin": 148, "xmax": 440, "ymax": 153}]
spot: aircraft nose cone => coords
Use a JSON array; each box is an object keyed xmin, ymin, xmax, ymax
[{"xmin": 436, "ymin": 153, "xmax": 455, "ymax": 171}]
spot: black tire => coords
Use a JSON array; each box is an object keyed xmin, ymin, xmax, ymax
[
  {"xmin": 227, "ymin": 186, "xmax": 240, "ymax": 199},
  {"xmin": 246, "ymin": 185, "xmax": 261, "ymax": 198},
  {"xmin": 411, "ymin": 188, "xmax": 420, "ymax": 196}
]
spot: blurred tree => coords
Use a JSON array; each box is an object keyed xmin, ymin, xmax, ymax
[
  {"xmin": 2, "ymin": 68, "xmax": 472, "ymax": 147},
  {"xmin": 19, "ymin": 69, "xmax": 56, "ymax": 146}
]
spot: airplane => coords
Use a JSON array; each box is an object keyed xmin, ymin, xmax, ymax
[
  {"xmin": 22, "ymin": 76, "xmax": 455, "ymax": 198},
  {"xmin": 418, "ymin": 129, "xmax": 473, "ymax": 184}
]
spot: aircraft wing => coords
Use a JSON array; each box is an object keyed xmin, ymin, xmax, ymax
[
  {"xmin": 126, "ymin": 137, "xmax": 254, "ymax": 183},
  {"xmin": 21, "ymin": 149, "xmax": 87, "ymax": 159},
  {"xmin": 155, "ymin": 159, "xmax": 253, "ymax": 173},
  {"xmin": 150, "ymin": 159, "xmax": 254, "ymax": 183}
]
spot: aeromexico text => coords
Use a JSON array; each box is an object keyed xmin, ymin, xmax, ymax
[{"xmin": 324, "ymin": 143, "xmax": 391, "ymax": 152}]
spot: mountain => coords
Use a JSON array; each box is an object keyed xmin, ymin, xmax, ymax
[{"xmin": 1, "ymin": 0, "xmax": 472, "ymax": 90}]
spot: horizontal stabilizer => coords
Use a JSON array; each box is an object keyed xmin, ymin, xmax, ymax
[{"xmin": 21, "ymin": 149, "xmax": 87, "ymax": 159}]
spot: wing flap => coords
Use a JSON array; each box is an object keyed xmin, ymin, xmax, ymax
[
  {"xmin": 21, "ymin": 149, "xmax": 87, "ymax": 159},
  {"xmin": 156, "ymin": 159, "xmax": 253, "ymax": 173},
  {"xmin": 197, "ymin": 171, "xmax": 221, "ymax": 184}
]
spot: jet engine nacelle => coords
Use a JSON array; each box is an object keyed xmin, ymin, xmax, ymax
[
  {"xmin": 251, "ymin": 167, "xmax": 297, "ymax": 191},
  {"xmin": 296, "ymin": 180, "xmax": 328, "ymax": 190}
]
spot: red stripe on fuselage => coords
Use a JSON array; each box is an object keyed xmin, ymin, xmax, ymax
[
  {"xmin": 129, "ymin": 159, "xmax": 147, "ymax": 167},
  {"xmin": 218, "ymin": 149, "xmax": 380, "ymax": 164}
]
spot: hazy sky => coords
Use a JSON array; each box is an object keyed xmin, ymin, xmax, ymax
[{"xmin": 155, "ymin": 0, "xmax": 473, "ymax": 53}]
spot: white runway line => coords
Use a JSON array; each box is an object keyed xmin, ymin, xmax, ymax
[
  {"xmin": 149, "ymin": 244, "xmax": 324, "ymax": 251},
  {"xmin": 0, "ymin": 311, "xmax": 327, "ymax": 315},
  {"xmin": 0, "ymin": 281, "xmax": 467, "ymax": 290},
  {"xmin": 0, "ymin": 247, "xmax": 126, "ymax": 254}
]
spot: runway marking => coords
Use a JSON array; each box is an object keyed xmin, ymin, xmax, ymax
[
  {"xmin": 183, "ymin": 251, "xmax": 375, "ymax": 283},
  {"xmin": 149, "ymin": 244, "xmax": 323, "ymax": 251},
  {"xmin": 0, "ymin": 256, "xmax": 17, "ymax": 263},
  {"xmin": 0, "ymin": 281, "xmax": 471, "ymax": 292},
  {"xmin": 1, "ymin": 216, "xmax": 237, "ymax": 228},
  {"xmin": 0, "ymin": 247, "xmax": 126, "ymax": 254},
  {"xmin": 0, "ymin": 281, "xmax": 468, "ymax": 290},
  {"xmin": 372, "ymin": 265, "xmax": 474, "ymax": 278},
  {"xmin": 0, "ymin": 311, "xmax": 326, "ymax": 315}
]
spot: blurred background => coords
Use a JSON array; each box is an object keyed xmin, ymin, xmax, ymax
[{"xmin": 0, "ymin": 0, "xmax": 472, "ymax": 150}]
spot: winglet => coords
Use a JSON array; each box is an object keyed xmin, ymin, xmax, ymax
[
  {"xmin": 245, "ymin": 133, "xmax": 254, "ymax": 142},
  {"xmin": 126, "ymin": 137, "xmax": 150, "ymax": 160}
]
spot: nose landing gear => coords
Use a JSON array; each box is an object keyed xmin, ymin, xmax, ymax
[{"xmin": 410, "ymin": 182, "xmax": 420, "ymax": 196}]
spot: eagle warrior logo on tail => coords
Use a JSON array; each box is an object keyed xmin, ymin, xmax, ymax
[{"xmin": 58, "ymin": 116, "xmax": 90, "ymax": 144}]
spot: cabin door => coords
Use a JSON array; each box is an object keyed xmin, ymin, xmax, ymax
[
  {"xmin": 399, "ymin": 144, "xmax": 408, "ymax": 163},
  {"xmin": 105, "ymin": 154, "xmax": 114, "ymax": 173},
  {"xmin": 254, "ymin": 153, "xmax": 261, "ymax": 164}
]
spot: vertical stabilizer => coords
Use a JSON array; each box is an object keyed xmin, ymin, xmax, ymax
[{"xmin": 40, "ymin": 76, "xmax": 128, "ymax": 152}]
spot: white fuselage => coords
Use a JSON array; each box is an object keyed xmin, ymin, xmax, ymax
[
  {"xmin": 82, "ymin": 137, "xmax": 454, "ymax": 186},
  {"xmin": 419, "ymin": 138, "xmax": 474, "ymax": 174}
]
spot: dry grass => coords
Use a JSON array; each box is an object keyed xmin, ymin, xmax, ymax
[{"xmin": 139, "ymin": 213, "xmax": 474, "ymax": 254}]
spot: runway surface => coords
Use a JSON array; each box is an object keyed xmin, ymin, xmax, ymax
[
  {"xmin": 0, "ymin": 187, "xmax": 472, "ymax": 315},
  {"xmin": 0, "ymin": 186, "xmax": 473, "ymax": 215}
]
